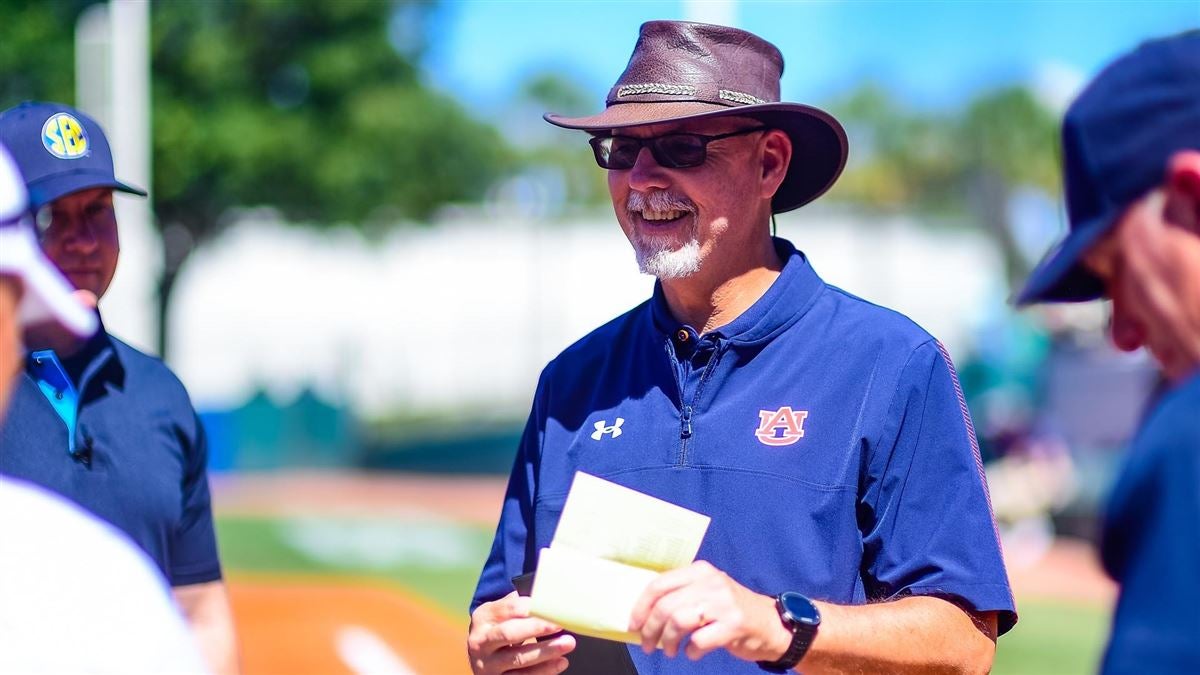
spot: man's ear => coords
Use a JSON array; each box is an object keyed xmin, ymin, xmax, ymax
[
  {"xmin": 1165, "ymin": 149, "xmax": 1200, "ymax": 234},
  {"xmin": 759, "ymin": 129, "xmax": 792, "ymax": 201}
]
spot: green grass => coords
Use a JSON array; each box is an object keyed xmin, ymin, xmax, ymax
[
  {"xmin": 216, "ymin": 514, "xmax": 492, "ymax": 615},
  {"xmin": 217, "ymin": 514, "xmax": 1111, "ymax": 670},
  {"xmin": 994, "ymin": 598, "xmax": 1109, "ymax": 674}
]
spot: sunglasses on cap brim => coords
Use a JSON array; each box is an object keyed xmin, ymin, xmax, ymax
[{"xmin": 588, "ymin": 126, "xmax": 768, "ymax": 170}]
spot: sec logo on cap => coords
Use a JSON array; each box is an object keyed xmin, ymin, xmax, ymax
[{"xmin": 41, "ymin": 113, "xmax": 89, "ymax": 159}]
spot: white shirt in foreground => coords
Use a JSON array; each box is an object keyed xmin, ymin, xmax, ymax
[{"xmin": 0, "ymin": 476, "xmax": 209, "ymax": 674}]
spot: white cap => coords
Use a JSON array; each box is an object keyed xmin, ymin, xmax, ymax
[{"xmin": 0, "ymin": 144, "xmax": 97, "ymax": 337}]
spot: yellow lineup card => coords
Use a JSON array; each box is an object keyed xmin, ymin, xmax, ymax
[{"xmin": 529, "ymin": 472, "xmax": 711, "ymax": 644}]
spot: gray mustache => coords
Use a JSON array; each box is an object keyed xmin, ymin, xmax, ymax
[{"xmin": 627, "ymin": 191, "xmax": 696, "ymax": 213}]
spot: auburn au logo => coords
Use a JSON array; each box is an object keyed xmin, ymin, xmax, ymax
[{"xmin": 755, "ymin": 406, "xmax": 809, "ymax": 446}]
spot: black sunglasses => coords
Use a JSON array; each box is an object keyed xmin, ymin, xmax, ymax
[{"xmin": 588, "ymin": 126, "xmax": 768, "ymax": 170}]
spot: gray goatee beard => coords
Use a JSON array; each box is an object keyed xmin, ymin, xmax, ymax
[{"xmin": 626, "ymin": 191, "xmax": 701, "ymax": 280}]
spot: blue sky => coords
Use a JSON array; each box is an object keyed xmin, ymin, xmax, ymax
[{"xmin": 424, "ymin": 1, "xmax": 1198, "ymax": 114}]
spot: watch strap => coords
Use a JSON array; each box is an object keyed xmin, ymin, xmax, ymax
[{"xmin": 757, "ymin": 593, "xmax": 818, "ymax": 673}]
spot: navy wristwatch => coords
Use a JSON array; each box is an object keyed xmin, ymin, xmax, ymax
[{"xmin": 757, "ymin": 592, "xmax": 820, "ymax": 673}]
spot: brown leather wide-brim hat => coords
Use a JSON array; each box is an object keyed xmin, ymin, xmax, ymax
[{"xmin": 545, "ymin": 20, "xmax": 848, "ymax": 214}]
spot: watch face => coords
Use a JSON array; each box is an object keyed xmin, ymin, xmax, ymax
[{"xmin": 779, "ymin": 592, "xmax": 820, "ymax": 626}]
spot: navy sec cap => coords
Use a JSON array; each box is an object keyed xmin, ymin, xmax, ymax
[
  {"xmin": 0, "ymin": 101, "xmax": 147, "ymax": 212},
  {"xmin": 1015, "ymin": 32, "xmax": 1200, "ymax": 306}
]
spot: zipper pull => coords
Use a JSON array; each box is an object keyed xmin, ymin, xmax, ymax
[{"xmin": 681, "ymin": 405, "xmax": 693, "ymax": 439}]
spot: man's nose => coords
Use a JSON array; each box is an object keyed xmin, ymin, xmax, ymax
[
  {"xmin": 62, "ymin": 219, "xmax": 100, "ymax": 253},
  {"xmin": 627, "ymin": 147, "xmax": 670, "ymax": 192},
  {"xmin": 1108, "ymin": 302, "xmax": 1146, "ymax": 352}
]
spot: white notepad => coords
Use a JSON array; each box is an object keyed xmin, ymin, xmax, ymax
[{"xmin": 529, "ymin": 472, "xmax": 711, "ymax": 644}]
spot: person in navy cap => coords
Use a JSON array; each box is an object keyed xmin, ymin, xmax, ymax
[
  {"xmin": 469, "ymin": 21, "xmax": 1013, "ymax": 674},
  {"xmin": 1015, "ymin": 31, "xmax": 1200, "ymax": 673},
  {"xmin": 0, "ymin": 141, "xmax": 209, "ymax": 674},
  {"xmin": 0, "ymin": 102, "xmax": 239, "ymax": 674}
]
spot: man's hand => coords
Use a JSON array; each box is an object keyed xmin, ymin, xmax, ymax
[
  {"xmin": 467, "ymin": 592, "xmax": 576, "ymax": 674},
  {"xmin": 628, "ymin": 560, "xmax": 788, "ymax": 663}
]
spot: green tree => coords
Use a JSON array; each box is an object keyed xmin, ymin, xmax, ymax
[
  {"xmin": 510, "ymin": 70, "xmax": 610, "ymax": 209},
  {"xmin": 0, "ymin": 1, "xmax": 88, "ymax": 104},
  {"xmin": 825, "ymin": 84, "xmax": 966, "ymax": 212},
  {"xmin": 1, "ymin": 0, "xmax": 514, "ymax": 357},
  {"xmin": 828, "ymin": 83, "xmax": 1060, "ymax": 290},
  {"xmin": 149, "ymin": 0, "xmax": 513, "ymax": 356},
  {"xmin": 958, "ymin": 87, "xmax": 1061, "ymax": 286}
]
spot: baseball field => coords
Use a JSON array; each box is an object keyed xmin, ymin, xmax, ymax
[{"xmin": 214, "ymin": 472, "xmax": 1113, "ymax": 675}]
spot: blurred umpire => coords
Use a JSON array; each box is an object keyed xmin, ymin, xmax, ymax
[
  {"xmin": 1015, "ymin": 32, "xmax": 1200, "ymax": 673},
  {"xmin": 0, "ymin": 141, "xmax": 209, "ymax": 674},
  {"xmin": 0, "ymin": 102, "xmax": 239, "ymax": 674}
]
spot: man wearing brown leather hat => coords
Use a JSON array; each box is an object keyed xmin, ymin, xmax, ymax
[{"xmin": 469, "ymin": 21, "xmax": 1014, "ymax": 675}]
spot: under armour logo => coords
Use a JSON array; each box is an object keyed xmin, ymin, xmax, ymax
[
  {"xmin": 591, "ymin": 418, "xmax": 625, "ymax": 440},
  {"xmin": 755, "ymin": 407, "xmax": 809, "ymax": 446}
]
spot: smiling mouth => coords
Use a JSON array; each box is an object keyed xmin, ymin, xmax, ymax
[
  {"xmin": 635, "ymin": 208, "xmax": 691, "ymax": 226},
  {"xmin": 627, "ymin": 188, "xmax": 696, "ymax": 223}
]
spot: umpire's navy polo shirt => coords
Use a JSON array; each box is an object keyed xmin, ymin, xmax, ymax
[
  {"xmin": 0, "ymin": 323, "xmax": 222, "ymax": 586},
  {"xmin": 474, "ymin": 238, "xmax": 1015, "ymax": 674},
  {"xmin": 1100, "ymin": 372, "xmax": 1200, "ymax": 674}
]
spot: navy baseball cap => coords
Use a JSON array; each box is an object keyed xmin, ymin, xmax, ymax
[
  {"xmin": 1015, "ymin": 31, "xmax": 1200, "ymax": 306},
  {"xmin": 0, "ymin": 101, "xmax": 146, "ymax": 212}
]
